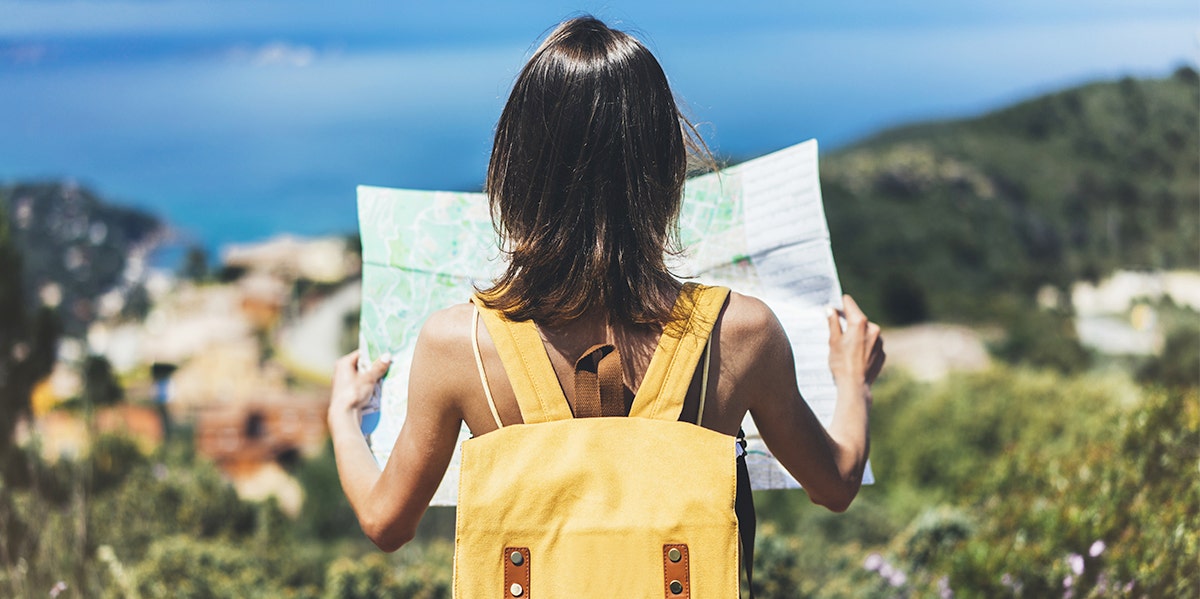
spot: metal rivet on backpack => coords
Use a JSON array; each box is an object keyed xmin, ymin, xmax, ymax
[
  {"xmin": 510, "ymin": 582, "xmax": 524, "ymax": 596},
  {"xmin": 667, "ymin": 547, "xmax": 681, "ymax": 563},
  {"xmin": 669, "ymin": 580, "xmax": 683, "ymax": 594},
  {"xmin": 510, "ymin": 551, "xmax": 524, "ymax": 566}
]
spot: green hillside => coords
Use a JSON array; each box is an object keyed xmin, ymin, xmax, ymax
[
  {"xmin": 822, "ymin": 66, "xmax": 1199, "ymax": 325},
  {"xmin": 0, "ymin": 182, "xmax": 161, "ymax": 335}
]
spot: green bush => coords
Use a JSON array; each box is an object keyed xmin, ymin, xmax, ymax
[
  {"xmin": 132, "ymin": 536, "xmax": 278, "ymax": 599},
  {"xmin": 323, "ymin": 540, "xmax": 451, "ymax": 599},
  {"xmin": 989, "ymin": 306, "xmax": 1091, "ymax": 374},
  {"xmin": 930, "ymin": 386, "xmax": 1200, "ymax": 597},
  {"xmin": 1138, "ymin": 324, "xmax": 1200, "ymax": 389},
  {"xmin": 294, "ymin": 440, "xmax": 360, "ymax": 541},
  {"xmin": 748, "ymin": 366, "xmax": 1196, "ymax": 597},
  {"xmin": 869, "ymin": 368, "xmax": 1124, "ymax": 501}
]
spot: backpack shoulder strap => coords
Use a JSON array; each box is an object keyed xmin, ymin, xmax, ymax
[
  {"xmin": 470, "ymin": 295, "xmax": 573, "ymax": 424},
  {"xmin": 628, "ymin": 283, "xmax": 730, "ymax": 421}
]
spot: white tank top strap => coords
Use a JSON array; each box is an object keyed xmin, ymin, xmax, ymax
[{"xmin": 471, "ymin": 304, "xmax": 504, "ymax": 429}]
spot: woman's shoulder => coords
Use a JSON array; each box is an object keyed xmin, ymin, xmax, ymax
[
  {"xmin": 415, "ymin": 302, "xmax": 476, "ymax": 352},
  {"xmin": 409, "ymin": 303, "xmax": 481, "ymax": 405},
  {"xmin": 713, "ymin": 290, "xmax": 795, "ymax": 387},
  {"xmin": 719, "ymin": 290, "xmax": 787, "ymax": 349}
]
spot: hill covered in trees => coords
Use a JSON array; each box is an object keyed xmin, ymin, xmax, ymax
[
  {"xmin": 821, "ymin": 66, "xmax": 1199, "ymax": 325},
  {"xmin": 0, "ymin": 182, "xmax": 161, "ymax": 336}
]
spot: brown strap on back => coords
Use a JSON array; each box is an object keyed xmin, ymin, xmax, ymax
[{"xmin": 573, "ymin": 344, "xmax": 626, "ymax": 418}]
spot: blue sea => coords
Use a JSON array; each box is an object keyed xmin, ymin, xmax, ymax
[{"xmin": 0, "ymin": 1, "xmax": 1195, "ymax": 260}]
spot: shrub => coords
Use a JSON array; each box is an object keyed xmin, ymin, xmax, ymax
[{"xmin": 132, "ymin": 536, "xmax": 276, "ymax": 599}]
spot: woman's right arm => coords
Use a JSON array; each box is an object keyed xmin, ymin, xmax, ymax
[
  {"xmin": 327, "ymin": 307, "xmax": 471, "ymax": 551},
  {"xmin": 741, "ymin": 294, "xmax": 883, "ymax": 512}
]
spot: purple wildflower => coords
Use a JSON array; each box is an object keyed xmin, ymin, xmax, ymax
[
  {"xmin": 879, "ymin": 562, "xmax": 895, "ymax": 579},
  {"xmin": 938, "ymin": 575, "xmax": 954, "ymax": 599},
  {"xmin": 864, "ymin": 553, "xmax": 883, "ymax": 572},
  {"xmin": 1068, "ymin": 553, "xmax": 1084, "ymax": 576},
  {"xmin": 1089, "ymin": 540, "xmax": 1106, "ymax": 557}
]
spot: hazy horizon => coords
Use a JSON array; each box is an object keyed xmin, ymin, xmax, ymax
[{"xmin": 2, "ymin": 1, "xmax": 1196, "ymax": 251}]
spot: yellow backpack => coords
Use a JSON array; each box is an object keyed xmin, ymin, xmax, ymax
[{"xmin": 455, "ymin": 283, "xmax": 754, "ymax": 598}]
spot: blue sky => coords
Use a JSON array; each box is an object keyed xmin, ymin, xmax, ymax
[{"xmin": 1, "ymin": 1, "xmax": 1196, "ymax": 250}]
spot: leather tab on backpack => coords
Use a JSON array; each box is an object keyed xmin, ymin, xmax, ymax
[
  {"xmin": 503, "ymin": 547, "xmax": 530, "ymax": 597},
  {"xmin": 663, "ymin": 544, "xmax": 690, "ymax": 598}
]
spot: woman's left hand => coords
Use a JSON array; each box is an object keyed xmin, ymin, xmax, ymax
[{"xmin": 328, "ymin": 350, "xmax": 392, "ymax": 424}]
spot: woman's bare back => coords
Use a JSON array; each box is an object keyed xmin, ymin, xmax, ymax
[{"xmin": 428, "ymin": 290, "xmax": 782, "ymax": 439}]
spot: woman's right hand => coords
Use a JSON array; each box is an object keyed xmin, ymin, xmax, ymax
[
  {"xmin": 827, "ymin": 295, "xmax": 885, "ymax": 389},
  {"xmin": 328, "ymin": 350, "xmax": 392, "ymax": 424}
]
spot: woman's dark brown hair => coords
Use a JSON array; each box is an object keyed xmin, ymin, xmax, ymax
[{"xmin": 479, "ymin": 16, "xmax": 710, "ymax": 327}]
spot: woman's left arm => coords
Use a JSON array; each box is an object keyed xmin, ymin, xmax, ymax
[{"xmin": 327, "ymin": 311, "xmax": 466, "ymax": 551}]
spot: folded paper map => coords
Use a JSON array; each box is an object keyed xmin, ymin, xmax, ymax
[{"xmin": 357, "ymin": 138, "xmax": 872, "ymax": 506}]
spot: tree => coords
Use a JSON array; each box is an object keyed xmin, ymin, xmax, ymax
[
  {"xmin": 0, "ymin": 205, "xmax": 57, "ymax": 460},
  {"xmin": 0, "ymin": 200, "xmax": 26, "ymax": 455},
  {"xmin": 179, "ymin": 245, "xmax": 210, "ymax": 283},
  {"xmin": 82, "ymin": 355, "xmax": 123, "ymax": 409}
]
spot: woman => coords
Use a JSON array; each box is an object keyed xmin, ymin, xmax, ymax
[{"xmin": 328, "ymin": 15, "xmax": 883, "ymax": 557}]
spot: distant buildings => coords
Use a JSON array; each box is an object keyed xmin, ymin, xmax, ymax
[{"xmin": 28, "ymin": 233, "xmax": 362, "ymax": 513}]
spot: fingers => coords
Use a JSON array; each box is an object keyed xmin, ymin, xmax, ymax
[
  {"xmin": 333, "ymin": 351, "xmax": 360, "ymax": 381},
  {"xmin": 829, "ymin": 295, "xmax": 886, "ymax": 387},
  {"xmin": 866, "ymin": 321, "xmax": 881, "ymax": 349},
  {"xmin": 866, "ymin": 335, "xmax": 886, "ymax": 385},
  {"xmin": 337, "ymin": 350, "xmax": 360, "ymax": 369},
  {"xmin": 826, "ymin": 306, "xmax": 843, "ymax": 340},
  {"xmin": 842, "ymin": 294, "xmax": 867, "ymax": 332},
  {"xmin": 333, "ymin": 350, "xmax": 392, "ymax": 385},
  {"xmin": 363, "ymin": 353, "xmax": 393, "ymax": 381},
  {"xmin": 842, "ymin": 294, "xmax": 860, "ymax": 315}
]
